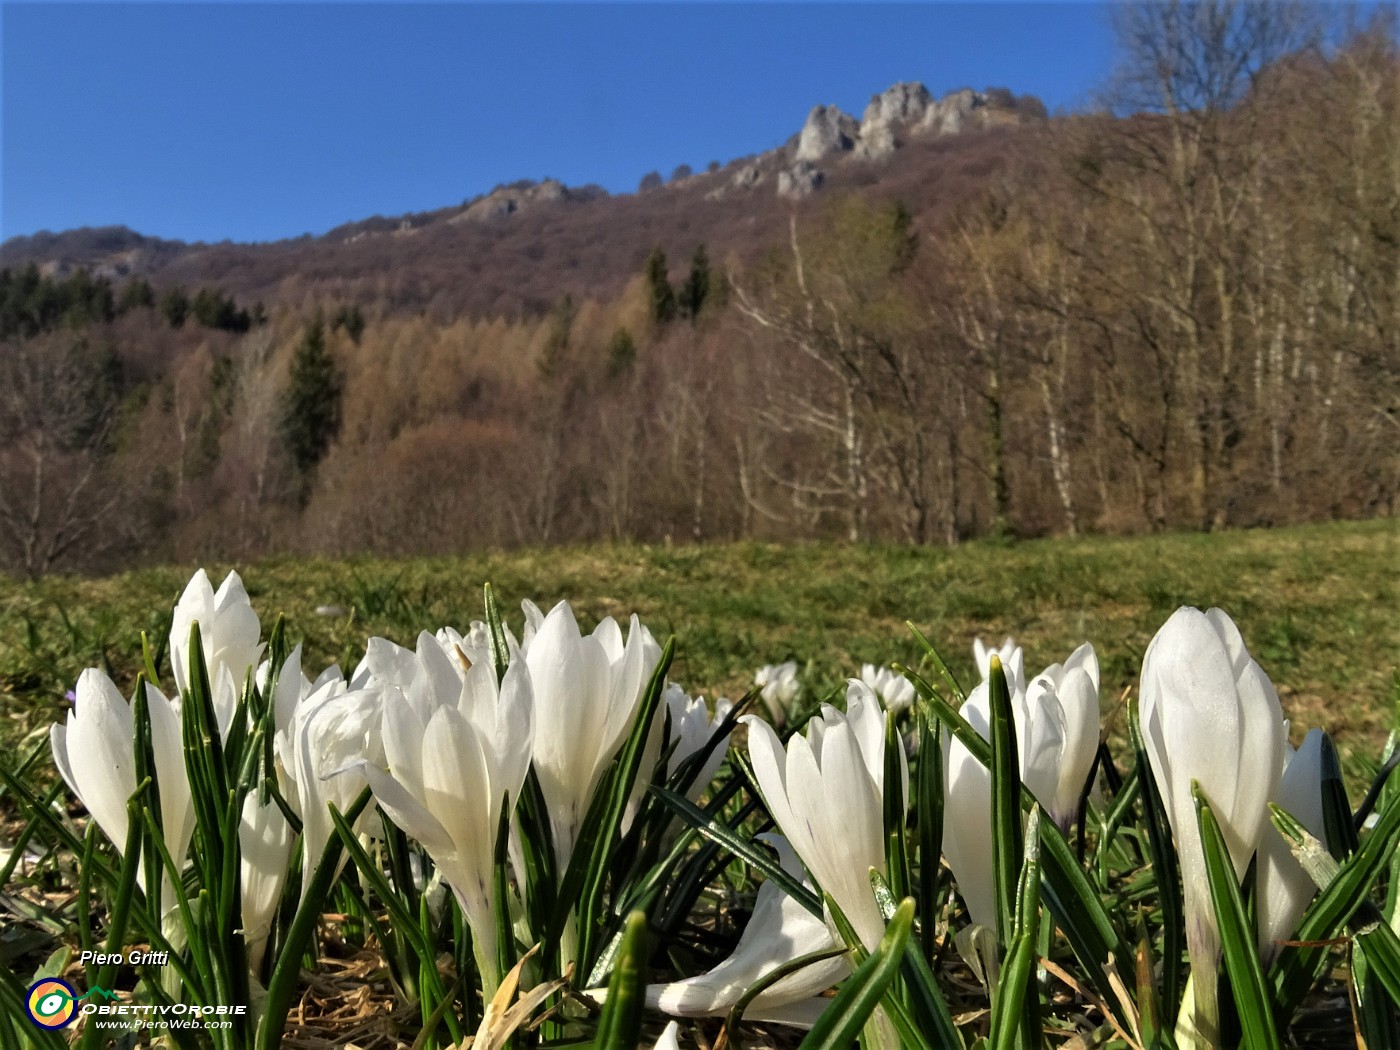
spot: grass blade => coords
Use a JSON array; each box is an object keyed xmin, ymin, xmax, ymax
[
  {"xmin": 1130, "ymin": 701, "xmax": 1184, "ymax": 1017},
  {"xmin": 988, "ymin": 654, "xmax": 1022, "ymax": 948},
  {"xmin": 915, "ymin": 708, "xmax": 945, "ymax": 961},
  {"xmin": 883, "ymin": 708, "xmax": 911, "ymax": 903},
  {"xmin": 593, "ymin": 911, "xmax": 649, "ymax": 1050},
  {"xmin": 1195, "ymin": 787, "xmax": 1281, "ymax": 1050},
  {"xmin": 652, "ymin": 785, "xmax": 822, "ymax": 917},
  {"xmin": 798, "ymin": 898, "xmax": 916, "ymax": 1050},
  {"xmin": 1270, "ymin": 789, "xmax": 1400, "ymax": 1015},
  {"xmin": 988, "ymin": 806, "xmax": 1043, "ymax": 1050}
]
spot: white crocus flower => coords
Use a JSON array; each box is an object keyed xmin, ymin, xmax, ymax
[
  {"xmin": 238, "ymin": 793, "xmax": 293, "ymax": 974},
  {"xmin": 666, "ymin": 688, "xmax": 734, "ymax": 796},
  {"xmin": 275, "ymin": 678, "xmax": 382, "ymax": 903},
  {"xmin": 941, "ymin": 684, "xmax": 1000, "ymax": 931},
  {"xmin": 53, "ymin": 667, "xmax": 290, "ymax": 977},
  {"xmin": 744, "ymin": 680, "xmax": 905, "ymax": 953},
  {"xmin": 50, "ymin": 669, "xmax": 194, "ymax": 902},
  {"xmin": 635, "ymin": 835, "xmax": 843, "ymax": 1027},
  {"xmin": 1020, "ymin": 643, "xmax": 1101, "ymax": 830},
  {"xmin": 1140, "ymin": 607, "xmax": 1285, "ymax": 1050},
  {"xmin": 625, "ymin": 685, "xmax": 734, "ymax": 834},
  {"xmin": 522, "ymin": 600, "xmax": 660, "ymax": 873},
  {"xmin": 943, "ymin": 641, "xmax": 1102, "ymax": 927},
  {"xmin": 169, "ymin": 569, "xmax": 263, "ymax": 739},
  {"xmin": 652, "ymin": 1022, "xmax": 683, "ymax": 1050},
  {"xmin": 754, "ymin": 661, "xmax": 800, "ymax": 726},
  {"xmin": 859, "ymin": 664, "xmax": 915, "ymax": 714},
  {"xmin": 973, "ymin": 637, "xmax": 1023, "ymax": 690},
  {"xmin": 650, "ymin": 685, "xmax": 734, "ymax": 797},
  {"xmin": 356, "ymin": 652, "xmax": 534, "ymax": 996},
  {"xmin": 1256, "ymin": 728, "xmax": 1327, "ymax": 964}
]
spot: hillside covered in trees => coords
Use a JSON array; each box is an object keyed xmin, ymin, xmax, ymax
[{"xmin": 0, "ymin": 5, "xmax": 1395, "ymax": 576}]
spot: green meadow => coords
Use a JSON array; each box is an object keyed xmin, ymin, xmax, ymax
[{"xmin": 4, "ymin": 519, "xmax": 1396, "ymax": 764}]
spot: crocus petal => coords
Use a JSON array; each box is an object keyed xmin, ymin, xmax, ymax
[
  {"xmin": 1257, "ymin": 730, "xmax": 1326, "ymax": 961},
  {"xmin": 239, "ymin": 794, "xmax": 293, "ymax": 973},
  {"xmin": 743, "ymin": 715, "xmax": 805, "ymax": 856},
  {"xmin": 269, "ymin": 645, "xmax": 307, "ymax": 734},
  {"xmin": 61, "ymin": 669, "xmax": 136, "ymax": 854},
  {"xmin": 357, "ymin": 761, "xmax": 458, "ymax": 863},
  {"xmin": 1050, "ymin": 666, "xmax": 1100, "ymax": 827},
  {"xmin": 361, "ymin": 636, "xmax": 420, "ymax": 690},
  {"xmin": 421, "ymin": 707, "xmax": 495, "ymax": 907},
  {"xmin": 814, "ymin": 722, "xmax": 886, "ymax": 948},
  {"xmin": 145, "ymin": 682, "xmax": 196, "ymax": 873},
  {"xmin": 942, "ymin": 720, "xmax": 997, "ymax": 929}
]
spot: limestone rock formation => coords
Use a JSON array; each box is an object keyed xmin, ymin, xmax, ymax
[
  {"xmin": 861, "ymin": 81, "xmax": 934, "ymax": 130},
  {"xmin": 924, "ymin": 88, "xmax": 984, "ymax": 135},
  {"xmin": 777, "ymin": 161, "xmax": 825, "ymax": 199},
  {"xmin": 853, "ymin": 122, "xmax": 897, "ymax": 162},
  {"xmin": 450, "ymin": 179, "xmax": 571, "ymax": 224},
  {"xmin": 795, "ymin": 105, "xmax": 860, "ymax": 162},
  {"xmin": 732, "ymin": 163, "xmax": 765, "ymax": 190}
]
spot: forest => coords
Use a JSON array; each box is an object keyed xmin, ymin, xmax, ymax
[{"xmin": 0, "ymin": 5, "xmax": 1395, "ymax": 577}]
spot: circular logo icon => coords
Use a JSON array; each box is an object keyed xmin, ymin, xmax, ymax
[{"xmin": 26, "ymin": 978, "xmax": 79, "ymax": 1029}]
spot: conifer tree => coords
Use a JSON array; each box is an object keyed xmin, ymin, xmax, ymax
[
  {"xmin": 280, "ymin": 316, "xmax": 342, "ymax": 484},
  {"xmin": 645, "ymin": 249, "xmax": 676, "ymax": 325},
  {"xmin": 679, "ymin": 245, "xmax": 711, "ymax": 322}
]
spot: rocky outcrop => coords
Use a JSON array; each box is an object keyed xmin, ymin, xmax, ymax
[
  {"xmin": 862, "ymin": 81, "xmax": 934, "ymax": 130},
  {"xmin": 853, "ymin": 122, "xmax": 897, "ymax": 162},
  {"xmin": 777, "ymin": 161, "xmax": 825, "ymax": 199},
  {"xmin": 795, "ymin": 106, "xmax": 860, "ymax": 162},
  {"xmin": 761, "ymin": 82, "xmax": 1033, "ymax": 201},
  {"xmin": 924, "ymin": 88, "xmax": 984, "ymax": 135},
  {"xmin": 732, "ymin": 163, "xmax": 765, "ymax": 190},
  {"xmin": 857, "ymin": 82, "xmax": 988, "ymax": 148},
  {"xmin": 450, "ymin": 179, "xmax": 572, "ymax": 224}
]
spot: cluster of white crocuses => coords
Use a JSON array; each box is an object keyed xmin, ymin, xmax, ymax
[
  {"xmin": 50, "ymin": 568, "xmax": 1331, "ymax": 1046},
  {"xmin": 52, "ymin": 570, "xmax": 304, "ymax": 971},
  {"xmin": 643, "ymin": 614, "xmax": 1330, "ymax": 1044},
  {"xmin": 49, "ymin": 571, "xmax": 733, "ymax": 994}
]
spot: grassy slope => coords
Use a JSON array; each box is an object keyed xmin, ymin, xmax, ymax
[{"xmin": 2, "ymin": 519, "xmax": 1396, "ymax": 763}]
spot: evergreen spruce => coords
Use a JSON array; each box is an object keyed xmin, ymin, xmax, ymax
[
  {"xmin": 280, "ymin": 316, "xmax": 342, "ymax": 484},
  {"xmin": 679, "ymin": 245, "xmax": 711, "ymax": 322},
  {"xmin": 645, "ymin": 249, "xmax": 676, "ymax": 325}
]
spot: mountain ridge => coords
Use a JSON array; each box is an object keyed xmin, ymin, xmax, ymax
[{"xmin": 0, "ymin": 80, "xmax": 1043, "ymax": 316}]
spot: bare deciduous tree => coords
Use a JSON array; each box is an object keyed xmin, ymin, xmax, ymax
[{"xmin": 0, "ymin": 336, "xmax": 124, "ymax": 577}]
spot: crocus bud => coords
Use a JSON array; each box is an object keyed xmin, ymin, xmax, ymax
[{"xmin": 1139, "ymin": 606, "xmax": 1285, "ymax": 1048}]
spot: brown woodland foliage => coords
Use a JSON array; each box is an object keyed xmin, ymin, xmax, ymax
[{"xmin": 1, "ymin": 12, "xmax": 1395, "ymax": 573}]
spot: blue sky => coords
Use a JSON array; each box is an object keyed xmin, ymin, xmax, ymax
[{"xmin": 2, "ymin": 3, "xmax": 1119, "ymax": 244}]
